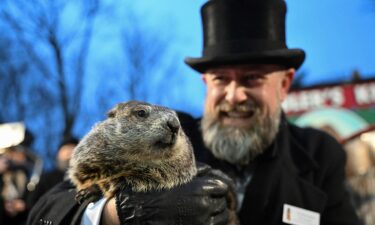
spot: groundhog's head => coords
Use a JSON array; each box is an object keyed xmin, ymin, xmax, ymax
[
  {"xmin": 70, "ymin": 101, "xmax": 195, "ymax": 182},
  {"xmin": 102, "ymin": 101, "xmax": 188, "ymax": 161},
  {"xmin": 69, "ymin": 101, "xmax": 235, "ymax": 224},
  {"xmin": 69, "ymin": 101, "xmax": 196, "ymax": 193}
]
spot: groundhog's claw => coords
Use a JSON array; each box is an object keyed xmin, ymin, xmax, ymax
[
  {"xmin": 75, "ymin": 185, "xmax": 102, "ymax": 204},
  {"xmin": 75, "ymin": 189, "xmax": 90, "ymax": 204}
]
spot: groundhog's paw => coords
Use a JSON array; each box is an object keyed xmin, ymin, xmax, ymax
[
  {"xmin": 75, "ymin": 185, "xmax": 102, "ymax": 204},
  {"xmin": 75, "ymin": 189, "xmax": 89, "ymax": 204}
]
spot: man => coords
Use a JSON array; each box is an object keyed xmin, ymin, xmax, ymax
[
  {"xmin": 0, "ymin": 125, "xmax": 37, "ymax": 225},
  {"xmin": 28, "ymin": 0, "xmax": 361, "ymax": 224},
  {"xmin": 181, "ymin": 0, "xmax": 360, "ymax": 224},
  {"xmin": 181, "ymin": 0, "xmax": 361, "ymax": 224},
  {"xmin": 26, "ymin": 137, "xmax": 79, "ymax": 208}
]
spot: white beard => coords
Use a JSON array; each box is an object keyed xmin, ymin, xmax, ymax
[{"xmin": 201, "ymin": 105, "xmax": 281, "ymax": 165}]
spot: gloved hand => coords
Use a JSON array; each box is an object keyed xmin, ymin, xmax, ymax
[{"xmin": 115, "ymin": 163, "xmax": 231, "ymax": 225}]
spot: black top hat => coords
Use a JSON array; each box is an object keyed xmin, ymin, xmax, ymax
[{"xmin": 185, "ymin": 0, "xmax": 305, "ymax": 73}]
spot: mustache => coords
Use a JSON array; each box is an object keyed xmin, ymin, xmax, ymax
[{"xmin": 216, "ymin": 101, "xmax": 258, "ymax": 113}]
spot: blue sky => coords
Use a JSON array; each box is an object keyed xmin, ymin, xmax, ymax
[
  {"xmin": 287, "ymin": 0, "xmax": 375, "ymax": 84},
  {"xmin": 133, "ymin": 0, "xmax": 375, "ymax": 83}
]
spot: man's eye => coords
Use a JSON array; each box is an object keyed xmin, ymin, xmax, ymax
[
  {"xmin": 212, "ymin": 75, "xmax": 227, "ymax": 83},
  {"xmin": 243, "ymin": 74, "xmax": 264, "ymax": 82},
  {"xmin": 244, "ymin": 74, "xmax": 258, "ymax": 79}
]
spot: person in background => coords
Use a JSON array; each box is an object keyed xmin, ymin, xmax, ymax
[
  {"xmin": 0, "ymin": 127, "xmax": 36, "ymax": 225},
  {"xmin": 26, "ymin": 137, "xmax": 79, "ymax": 209},
  {"xmin": 342, "ymin": 130, "xmax": 375, "ymax": 225},
  {"xmin": 28, "ymin": 0, "xmax": 361, "ymax": 224}
]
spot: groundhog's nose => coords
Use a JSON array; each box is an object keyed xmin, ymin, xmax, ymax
[{"xmin": 167, "ymin": 117, "xmax": 180, "ymax": 134}]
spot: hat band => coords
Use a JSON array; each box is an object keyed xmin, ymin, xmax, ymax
[{"xmin": 203, "ymin": 39, "xmax": 287, "ymax": 57}]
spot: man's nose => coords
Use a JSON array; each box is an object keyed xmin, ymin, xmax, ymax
[{"xmin": 225, "ymin": 81, "xmax": 248, "ymax": 105}]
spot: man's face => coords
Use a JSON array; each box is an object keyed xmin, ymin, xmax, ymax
[{"xmin": 201, "ymin": 64, "xmax": 294, "ymax": 165}]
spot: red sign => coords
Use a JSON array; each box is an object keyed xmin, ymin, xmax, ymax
[{"xmin": 283, "ymin": 79, "xmax": 375, "ymax": 116}]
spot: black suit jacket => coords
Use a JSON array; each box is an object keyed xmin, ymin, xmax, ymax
[{"xmin": 188, "ymin": 116, "xmax": 361, "ymax": 225}]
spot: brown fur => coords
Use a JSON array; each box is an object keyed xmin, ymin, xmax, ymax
[
  {"xmin": 68, "ymin": 101, "xmax": 239, "ymax": 225},
  {"xmin": 68, "ymin": 101, "xmax": 197, "ymax": 199}
]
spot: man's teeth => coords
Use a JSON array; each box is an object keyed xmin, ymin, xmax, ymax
[{"xmin": 226, "ymin": 111, "xmax": 253, "ymax": 118}]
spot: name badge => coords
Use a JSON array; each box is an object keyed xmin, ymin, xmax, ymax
[{"xmin": 282, "ymin": 204, "xmax": 320, "ymax": 225}]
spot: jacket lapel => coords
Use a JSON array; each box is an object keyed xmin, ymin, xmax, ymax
[{"xmin": 239, "ymin": 121, "xmax": 327, "ymax": 224}]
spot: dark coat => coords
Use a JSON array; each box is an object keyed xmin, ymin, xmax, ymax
[
  {"xmin": 26, "ymin": 169, "xmax": 66, "ymax": 209},
  {"xmin": 26, "ymin": 180, "xmax": 89, "ymax": 225},
  {"xmin": 186, "ymin": 116, "xmax": 361, "ymax": 225},
  {"xmin": 27, "ymin": 112, "xmax": 361, "ymax": 225}
]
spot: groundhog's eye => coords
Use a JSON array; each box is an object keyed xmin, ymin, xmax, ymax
[{"xmin": 136, "ymin": 109, "xmax": 147, "ymax": 118}]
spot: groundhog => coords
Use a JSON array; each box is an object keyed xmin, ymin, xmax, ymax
[
  {"xmin": 68, "ymin": 101, "xmax": 197, "ymax": 200},
  {"xmin": 68, "ymin": 100, "xmax": 239, "ymax": 225}
]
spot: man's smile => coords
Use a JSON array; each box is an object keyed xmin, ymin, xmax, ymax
[{"xmin": 219, "ymin": 110, "xmax": 255, "ymax": 127}]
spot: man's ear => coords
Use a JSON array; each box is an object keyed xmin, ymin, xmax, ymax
[
  {"xmin": 201, "ymin": 74, "xmax": 207, "ymax": 84},
  {"xmin": 279, "ymin": 68, "xmax": 295, "ymax": 101}
]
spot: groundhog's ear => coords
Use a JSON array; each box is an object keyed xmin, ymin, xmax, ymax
[
  {"xmin": 107, "ymin": 103, "xmax": 129, "ymax": 118},
  {"xmin": 107, "ymin": 107, "xmax": 118, "ymax": 118},
  {"xmin": 107, "ymin": 109, "xmax": 116, "ymax": 118}
]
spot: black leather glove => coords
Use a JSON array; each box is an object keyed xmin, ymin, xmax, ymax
[{"xmin": 115, "ymin": 163, "xmax": 230, "ymax": 225}]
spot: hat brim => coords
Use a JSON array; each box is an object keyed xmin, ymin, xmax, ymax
[{"xmin": 184, "ymin": 48, "xmax": 305, "ymax": 73}]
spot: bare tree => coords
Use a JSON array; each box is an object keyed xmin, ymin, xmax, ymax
[
  {"xmin": 0, "ymin": 34, "xmax": 60, "ymax": 162},
  {"xmin": 0, "ymin": 35, "xmax": 29, "ymax": 121},
  {"xmin": 0, "ymin": 0, "xmax": 100, "ymax": 142},
  {"xmin": 91, "ymin": 2, "xmax": 179, "ymax": 113},
  {"xmin": 0, "ymin": 0, "xmax": 180, "ymax": 167},
  {"xmin": 119, "ymin": 8, "xmax": 177, "ymax": 102}
]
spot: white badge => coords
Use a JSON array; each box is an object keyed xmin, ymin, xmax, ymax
[{"xmin": 282, "ymin": 204, "xmax": 320, "ymax": 225}]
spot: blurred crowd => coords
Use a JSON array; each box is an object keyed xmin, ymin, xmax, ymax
[
  {"xmin": 342, "ymin": 126, "xmax": 375, "ymax": 225},
  {"xmin": 299, "ymin": 119, "xmax": 375, "ymax": 225},
  {"xmin": 1, "ymin": 118, "xmax": 375, "ymax": 225},
  {"xmin": 0, "ymin": 122, "xmax": 78, "ymax": 225}
]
